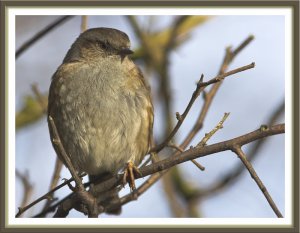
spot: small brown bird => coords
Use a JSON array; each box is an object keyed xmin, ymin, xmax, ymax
[{"xmin": 47, "ymin": 27, "xmax": 153, "ymax": 214}]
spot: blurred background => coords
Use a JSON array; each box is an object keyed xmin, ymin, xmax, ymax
[{"xmin": 15, "ymin": 15, "xmax": 285, "ymax": 218}]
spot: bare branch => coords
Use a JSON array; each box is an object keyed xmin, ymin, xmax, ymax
[
  {"xmin": 164, "ymin": 16, "xmax": 189, "ymax": 54},
  {"xmin": 151, "ymin": 62, "xmax": 255, "ymax": 153},
  {"xmin": 231, "ymin": 146, "xmax": 283, "ymax": 218},
  {"xmin": 16, "ymin": 170, "xmax": 33, "ymax": 217},
  {"xmin": 32, "ymin": 123, "xmax": 284, "ymax": 218},
  {"xmin": 167, "ymin": 143, "xmax": 205, "ymax": 171},
  {"xmin": 48, "ymin": 116, "xmax": 83, "ymax": 190},
  {"xmin": 31, "ymin": 84, "xmax": 47, "ymax": 113},
  {"xmin": 142, "ymin": 124, "xmax": 284, "ymax": 180},
  {"xmin": 154, "ymin": 35, "xmax": 255, "ymax": 217},
  {"xmin": 16, "ymin": 173, "xmax": 86, "ymax": 218},
  {"xmin": 200, "ymin": 100, "xmax": 284, "ymax": 196},
  {"xmin": 42, "ymin": 158, "xmax": 63, "ymax": 212},
  {"xmin": 80, "ymin": 124, "xmax": 286, "ymax": 216},
  {"xmin": 181, "ymin": 35, "xmax": 255, "ymax": 149},
  {"xmin": 197, "ymin": 112, "xmax": 230, "ymax": 147},
  {"xmin": 81, "ymin": 16, "xmax": 88, "ymax": 32},
  {"xmin": 48, "ymin": 115, "xmax": 99, "ymax": 218},
  {"xmin": 232, "ymin": 35, "xmax": 255, "ymax": 58},
  {"xmin": 16, "ymin": 16, "xmax": 73, "ymax": 58},
  {"xmin": 162, "ymin": 172, "xmax": 186, "ymax": 217},
  {"xmin": 101, "ymin": 124, "xmax": 284, "ymax": 214}
]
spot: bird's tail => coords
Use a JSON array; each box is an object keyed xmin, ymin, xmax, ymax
[{"xmin": 89, "ymin": 173, "xmax": 122, "ymax": 215}]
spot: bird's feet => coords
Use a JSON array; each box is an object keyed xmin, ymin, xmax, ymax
[{"xmin": 122, "ymin": 161, "xmax": 142, "ymax": 191}]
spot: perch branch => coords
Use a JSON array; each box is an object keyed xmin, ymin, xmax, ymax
[
  {"xmin": 99, "ymin": 124, "xmax": 285, "ymax": 215},
  {"xmin": 32, "ymin": 123, "xmax": 284, "ymax": 217}
]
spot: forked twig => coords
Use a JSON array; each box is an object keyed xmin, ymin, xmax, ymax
[{"xmin": 150, "ymin": 63, "xmax": 255, "ymax": 153}]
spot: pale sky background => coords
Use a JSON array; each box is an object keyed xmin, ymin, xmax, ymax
[{"xmin": 15, "ymin": 15, "xmax": 285, "ymax": 218}]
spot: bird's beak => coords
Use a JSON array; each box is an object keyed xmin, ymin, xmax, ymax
[
  {"xmin": 119, "ymin": 48, "xmax": 134, "ymax": 56},
  {"xmin": 119, "ymin": 48, "xmax": 134, "ymax": 63}
]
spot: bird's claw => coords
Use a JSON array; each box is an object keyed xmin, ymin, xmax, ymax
[{"xmin": 122, "ymin": 161, "xmax": 142, "ymax": 191}]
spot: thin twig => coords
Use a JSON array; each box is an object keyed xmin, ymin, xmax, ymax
[
  {"xmin": 48, "ymin": 115, "xmax": 99, "ymax": 218},
  {"xmin": 197, "ymin": 112, "xmax": 230, "ymax": 147},
  {"xmin": 81, "ymin": 16, "xmax": 88, "ymax": 32},
  {"xmin": 31, "ymin": 84, "xmax": 47, "ymax": 113},
  {"xmin": 140, "ymin": 155, "xmax": 153, "ymax": 168},
  {"xmin": 159, "ymin": 16, "xmax": 190, "ymax": 137},
  {"xmin": 151, "ymin": 62, "xmax": 255, "ymax": 153},
  {"xmin": 168, "ymin": 143, "xmax": 205, "ymax": 171},
  {"xmin": 16, "ymin": 173, "xmax": 86, "ymax": 218},
  {"xmin": 162, "ymin": 171, "xmax": 186, "ymax": 217},
  {"xmin": 126, "ymin": 16, "xmax": 154, "ymax": 61},
  {"xmin": 192, "ymin": 112, "xmax": 230, "ymax": 171},
  {"xmin": 232, "ymin": 35, "xmax": 255, "ymax": 57},
  {"xmin": 167, "ymin": 112, "xmax": 230, "ymax": 172},
  {"xmin": 200, "ymin": 100, "xmax": 284, "ymax": 196},
  {"xmin": 16, "ymin": 16, "xmax": 73, "ymax": 58},
  {"xmin": 164, "ymin": 16, "xmax": 189, "ymax": 54},
  {"xmin": 200, "ymin": 62, "xmax": 255, "ymax": 87},
  {"xmin": 139, "ymin": 124, "xmax": 284, "ymax": 182},
  {"xmin": 16, "ymin": 170, "xmax": 33, "ymax": 217},
  {"xmin": 48, "ymin": 116, "xmax": 83, "ymax": 190},
  {"xmin": 42, "ymin": 158, "xmax": 63, "ymax": 211},
  {"xmin": 105, "ymin": 173, "xmax": 162, "ymax": 213},
  {"xmin": 181, "ymin": 35, "xmax": 255, "ymax": 149},
  {"xmin": 231, "ymin": 146, "xmax": 283, "ymax": 218}
]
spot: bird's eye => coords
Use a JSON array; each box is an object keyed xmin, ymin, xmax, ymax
[{"xmin": 98, "ymin": 41, "xmax": 109, "ymax": 50}]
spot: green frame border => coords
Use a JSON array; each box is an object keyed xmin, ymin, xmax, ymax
[{"xmin": 1, "ymin": 1, "xmax": 299, "ymax": 232}]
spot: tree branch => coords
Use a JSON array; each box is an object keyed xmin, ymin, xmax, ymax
[
  {"xmin": 31, "ymin": 123, "xmax": 284, "ymax": 218},
  {"xmin": 142, "ymin": 124, "xmax": 284, "ymax": 177},
  {"xmin": 81, "ymin": 16, "xmax": 88, "ymax": 32},
  {"xmin": 181, "ymin": 35, "xmax": 255, "ymax": 149},
  {"xmin": 231, "ymin": 145, "xmax": 283, "ymax": 218},
  {"xmin": 99, "ymin": 124, "xmax": 285, "ymax": 215},
  {"xmin": 199, "ymin": 100, "xmax": 284, "ymax": 196},
  {"xmin": 151, "ymin": 62, "xmax": 255, "ymax": 153},
  {"xmin": 48, "ymin": 116, "xmax": 98, "ymax": 218},
  {"xmin": 15, "ymin": 170, "xmax": 33, "ymax": 217},
  {"xmin": 16, "ymin": 16, "xmax": 74, "ymax": 58},
  {"xmin": 16, "ymin": 173, "xmax": 86, "ymax": 218}
]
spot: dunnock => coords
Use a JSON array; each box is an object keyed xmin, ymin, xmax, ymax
[{"xmin": 47, "ymin": 27, "xmax": 153, "ymax": 214}]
